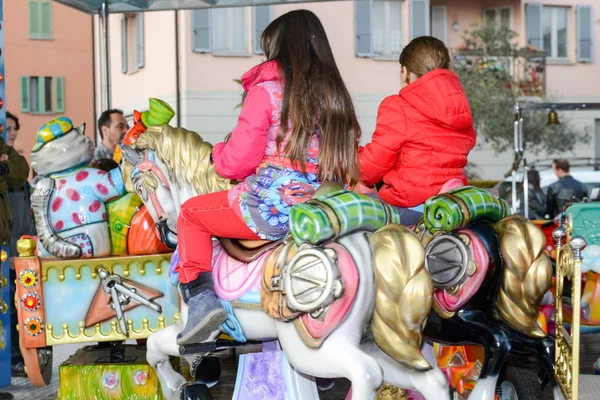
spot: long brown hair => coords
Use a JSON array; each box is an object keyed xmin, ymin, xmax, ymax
[
  {"xmin": 399, "ymin": 36, "xmax": 450, "ymax": 78},
  {"xmin": 261, "ymin": 10, "xmax": 361, "ymax": 185}
]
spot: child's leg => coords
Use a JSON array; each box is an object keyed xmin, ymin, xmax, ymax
[{"xmin": 176, "ymin": 190, "xmax": 259, "ymax": 345}]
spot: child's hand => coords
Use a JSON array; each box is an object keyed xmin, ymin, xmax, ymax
[{"xmin": 0, "ymin": 154, "xmax": 8, "ymax": 162}]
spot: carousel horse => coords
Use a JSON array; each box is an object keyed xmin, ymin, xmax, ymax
[
  {"xmin": 29, "ymin": 116, "xmax": 171, "ymax": 259},
  {"xmin": 120, "ymin": 125, "xmax": 561, "ymax": 400}
]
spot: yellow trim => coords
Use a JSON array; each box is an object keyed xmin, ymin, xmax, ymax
[
  {"xmin": 40, "ymin": 253, "xmax": 171, "ymax": 282},
  {"xmin": 46, "ymin": 314, "xmax": 180, "ymax": 346}
]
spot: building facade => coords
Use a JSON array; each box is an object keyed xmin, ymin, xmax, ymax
[
  {"xmin": 6, "ymin": 0, "xmax": 94, "ymax": 170},
  {"xmin": 94, "ymin": 0, "xmax": 599, "ymax": 179}
]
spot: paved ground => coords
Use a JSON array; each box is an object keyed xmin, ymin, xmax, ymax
[{"xmin": 1, "ymin": 335, "xmax": 599, "ymax": 400}]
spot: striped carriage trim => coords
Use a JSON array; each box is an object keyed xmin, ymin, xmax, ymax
[
  {"xmin": 289, "ymin": 190, "xmax": 401, "ymax": 245},
  {"xmin": 424, "ymin": 186, "xmax": 511, "ymax": 233}
]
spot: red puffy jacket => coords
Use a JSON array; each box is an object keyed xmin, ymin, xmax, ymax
[{"xmin": 359, "ymin": 69, "xmax": 476, "ymax": 207}]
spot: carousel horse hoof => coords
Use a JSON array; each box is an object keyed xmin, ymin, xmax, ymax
[
  {"xmin": 193, "ymin": 356, "xmax": 221, "ymax": 387},
  {"xmin": 180, "ymin": 382, "xmax": 213, "ymax": 400}
]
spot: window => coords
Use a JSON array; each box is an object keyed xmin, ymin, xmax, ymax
[
  {"xmin": 29, "ymin": 0, "xmax": 52, "ymax": 39},
  {"xmin": 212, "ymin": 8, "xmax": 248, "ymax": 55},
  {"xmin": 373, "ymin": 0, "xmax": 403, "ymax": 58},
  {"xmin": 526, "ymin": 4, "xmax": 575, "ymax": 61},
  {"xmin": 356, "ymin": 0, "xmax": 429, "ymax": 59},
  {"xmin": 20, "ymin": 76, "xmax": 64, "ymax": 114},
  {"xmin": 543, "ymin": 7, "xmax": 568, "ymax": 59},
  {"xmin": 483, "ymin": 7, "xmax": 511, "ymax": 30},
  {"xmin": 121, "ymin": 14, "xmax": 145, "ymax": 74},
  {"xmin": 192, "ymin": 8, "xmax": 271, "ymax": 56}
]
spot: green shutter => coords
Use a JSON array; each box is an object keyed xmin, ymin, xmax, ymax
[
  {"xmin": 20, "ymin": 77, "xmax": 30, "ymax": 113},
  {"xmin": 37, "ymin": 76, "xmax": 45, "ymax": 113},
  {"xmin": 28, "ymin": 1, "xmax": 41, "ymax": 38},
  {"xmin": 54, "ymin": 77, "xmax": 64, "ymax": 113},
  {"xmin": 39, "ymin": 1, "xmax": 52, "ymax": 38}
]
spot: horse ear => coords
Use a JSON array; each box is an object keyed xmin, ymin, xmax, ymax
[
  {"xmin": 76, "ymin": 123, "xmax": 86, "ymax": 135},
  {"xmin": 120, "ymin": 145, "xmax": 142, "ymax": 166}
]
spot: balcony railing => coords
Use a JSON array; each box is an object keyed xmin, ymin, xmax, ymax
[{"xmin": 452, "ymin": 48, "xmax": 547, "ymax": 98}]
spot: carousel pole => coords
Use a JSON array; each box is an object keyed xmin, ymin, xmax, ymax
[
  {"xmin": 99, "ymin": 1, "xmax": 111, "ymax": 111},
  {"xmin": 512, "ymin": 103, "xmax": 520, "ymax": 214}
]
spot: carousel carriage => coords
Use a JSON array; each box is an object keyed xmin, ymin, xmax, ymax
[{"xmin": 13, "ymin": 106, "xmax": 561, "ymax": 400}]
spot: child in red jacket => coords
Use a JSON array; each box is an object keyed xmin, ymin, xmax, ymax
[{"xmin": 359, "ymin": 36, "xmax": 476, "ymax": 214}]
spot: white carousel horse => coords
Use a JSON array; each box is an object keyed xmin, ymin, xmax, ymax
[{"xmin": 120, "ymin": 125, "xmax": 557, "ymax": 400}]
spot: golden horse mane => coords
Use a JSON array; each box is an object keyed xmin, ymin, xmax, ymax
[{"xmin": 121, "ymin": 125, "xmax": 233, "ymax": 195}]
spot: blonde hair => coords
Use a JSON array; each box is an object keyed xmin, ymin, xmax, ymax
[{"xmin": 121, "ymin": 125, "xmax": 233, "ymax": 195}]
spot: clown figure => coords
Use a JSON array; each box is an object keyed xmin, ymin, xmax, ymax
[{"xmin": 30, "ymin": 117, "xmax": 126, "ymax": 259}]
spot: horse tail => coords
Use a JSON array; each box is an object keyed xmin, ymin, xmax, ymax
[
  {"xmin": 369, "ymin": 224, "xmax": 433, "ymax": 371},
  {"xmin": 32, "ymin": 177, "xmax": 82, "ymax": 258},
  {"xmin": 494, "ymin": 215, "xmax": 552, "ymax": 338}
]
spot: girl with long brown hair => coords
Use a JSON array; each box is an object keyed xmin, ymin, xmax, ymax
[{"xmin": 175, "ymin": 9, "xmax": 361, "ymax": 345}]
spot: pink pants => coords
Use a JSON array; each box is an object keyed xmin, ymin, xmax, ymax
[{"xmin": 175, "ymin": 190, "xmax": 259, "ymax": 284}]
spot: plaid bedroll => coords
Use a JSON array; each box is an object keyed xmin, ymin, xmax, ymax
[
  {"xmin": 424, "ymin": 186, "xmax": 511, "ymax": 233},
  {"xmin": 289, "ymin": 190, "xmax": 401, "ymax": 245}
]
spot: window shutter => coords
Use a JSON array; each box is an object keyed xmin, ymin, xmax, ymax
[
  {"xmin": 525, "ymin": 3, "xmax": 543, "ymax": 50},
  {"xmin": 577, "ymin": 5, "xmax": 594, "ymax": 63},
  {"xmin": 121, "ymin": 17, "xmax": 128, "ymax": 73},
  {"xmin": 54, "ymin": 77, "xmax": 65, "ymax": 113},
  {"xmin": 410, "ymin": 0, "xmax": 429, "ymax": 39},
  {"xmin": 192, "ymin": 9, "xmax": 211, "ymax": 52},
  {"xmin": 253, "ymin": 6, "xmax": 271, "ymax": 54},
  {"xmin": 39, "ymin": 1, "xmax": 52, "ymax": 38},
  {"xmin": 20, "ymin": 77, "xmax": 30, "ymax": 113},
  {"xmin": 37, "ymin": 76, "xmax": 46, "ymax": 113},
  {"xmin": 355, "ymin": 0, "xmax": 372, "ymax": 57},
  {"xmin": 135, "ymin": 14, "xmax": 145, "ymax": 68},
  {"xmin": 431, "ymin": 6, "xmax": 447, "ymax": 44},
  {"xmin": 28, "ymin": 1, "xmax": 40, "ymax": 38}
]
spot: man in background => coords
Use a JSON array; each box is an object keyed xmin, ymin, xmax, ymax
[
  {"xmin": 546, "ymin": 158, "xmax": 588, "ymax": 218},
  {"xmin": 1, "ymin": 111, "xmax": 30, "ymax": 377},
  {"xmin": 95, "ymin": 109, "xmax": 129, "ymax": 160}
]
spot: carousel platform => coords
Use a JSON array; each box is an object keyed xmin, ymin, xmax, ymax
[{"xmin": 0, "ymin": 336, "xmax": 599, "ymax": 399}]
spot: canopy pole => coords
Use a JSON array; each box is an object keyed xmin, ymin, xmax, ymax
[{"xmin": 99, "ymin": 1, "xmax": 111, "ymax": 111}]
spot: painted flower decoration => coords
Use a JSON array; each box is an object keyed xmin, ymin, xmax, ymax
[
  {"xmin": 24, "ymin": 316, "xmax": 44, "ymax": 336},
  {"xmin": 258, "ymin": 198, "xmax": 288, "ymax": 227},
  {"xmin": 102, "ymin": 372, "xmax": 120, "ymax": 390},
  {"xmin": 19, "ymin": 270, "xmax": 38, "ymax": 289},
  {"xmin": 133, "ymin": 370, "xmax": 148, "ymax": 386},
  {"xmin": 21, "ymin": 293, "xmax": 41, "ymax": 311}
]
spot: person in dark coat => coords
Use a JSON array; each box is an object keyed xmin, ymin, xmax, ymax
[
  {"xmin": 546, "ymin": 158, "xmax": 588, "ymax": 218},
  {"xmin": 3, "ymin": 112, "xmax": 31, "ymax": 377}
]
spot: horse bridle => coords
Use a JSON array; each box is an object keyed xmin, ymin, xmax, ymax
[{"xmin": 130, "ymin": 149, "xmax": 178, "ymax": 249}]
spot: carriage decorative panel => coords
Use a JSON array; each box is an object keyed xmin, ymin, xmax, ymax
[{"xmin": 39, "ymin": 253, "xmax": 179, "ymax": 346}]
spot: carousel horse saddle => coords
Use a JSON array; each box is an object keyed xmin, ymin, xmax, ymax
[{"xmin": 219, "ymin": 238, "xmax": 280, "ymax": 264}]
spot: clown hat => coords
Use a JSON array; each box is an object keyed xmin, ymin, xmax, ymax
[
  {"xmin": 141, "ymin": 98, "xmax": 175, "ymax": 128},
  {"xmin": 32, "ymin": 117, "xmax": 74, "ymax": 153}
]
